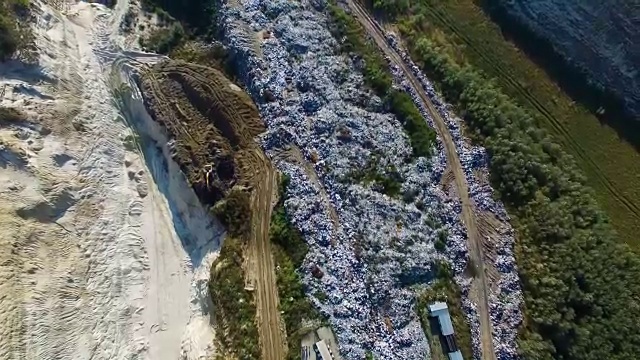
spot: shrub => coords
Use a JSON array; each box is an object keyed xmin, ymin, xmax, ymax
[
  {"xmin": 0, "ymin": 12, "xmax": 18, "ymax": 60},
  {"xmin": 0, "ymin": 106, "xmax": 26, "ymax": 122},
  {"xmin": 140, "ymin": 22, "xmax": 185, "ymax": 54},
  {"xmin": 0, "ymin": 0, "xmax": 33, "ymax": 61},
  {"xmin": 209, "ymin": 236, "xmax": 260, "ymax": 360},
  {"xmin": 211, "ymin": 186, "xmax": 252, "ymax": 238}
]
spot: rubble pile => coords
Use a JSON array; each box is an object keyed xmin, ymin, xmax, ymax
[
  {"xmin": 386, "ymin": 32, "xmax": 524, "ymax": 360},
  {"xmin": 218, "ymin": 0, "xmax": 521, "ymax": 359}
]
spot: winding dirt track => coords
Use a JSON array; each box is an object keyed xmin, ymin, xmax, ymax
[{"xmin": 345, "ymin": 2, "xmax": 497, "ymax": 359}]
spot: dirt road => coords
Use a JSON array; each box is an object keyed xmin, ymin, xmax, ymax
[
  {"xmin": 247, "ymin": 148, "xmax": 287, "ymax": 360},
  {"xmin": 345, "ymin": 2, "xmax": 497, "ymax": 359}
]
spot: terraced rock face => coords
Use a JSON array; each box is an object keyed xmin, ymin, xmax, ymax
[{"xmin": 139, "ymin": 60, "xmax": 266, "ymax": 205}]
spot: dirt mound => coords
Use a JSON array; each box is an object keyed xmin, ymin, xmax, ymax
[
  {"xmin": 140, "ymin": 60, "xmax": 265, "ymax": 205},
  {"xmin": 140, "ymin": 59, "xmax": 287, "ymax": 359}
]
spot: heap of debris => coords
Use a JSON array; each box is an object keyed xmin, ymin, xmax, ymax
[{"xmin": 218, "ymin": 1, "xmax": 522, "ymax": 359}]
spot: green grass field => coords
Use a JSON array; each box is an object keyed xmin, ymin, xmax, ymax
[{"xmin": 391, "ymin": 0, "xmax": 640, "ymax": 249}]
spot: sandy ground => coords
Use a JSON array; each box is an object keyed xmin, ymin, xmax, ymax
[{"xmin": 0, "ymin": 1, "xmax": 221, "ymax": 359}]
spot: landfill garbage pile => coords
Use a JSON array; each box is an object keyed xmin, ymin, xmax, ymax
[
  {"xmin": 385, "ymin": 32, "xmax": 524, "ymax": 360},
  {"xmin": 220, "ymin": 0, "xmax": 470, "ymax": 358},
  {"xmin": 385, "ymin": 59, "xmax": 485, "ymax": 360},
  {"xmin": 218, "ymin": 0, "xmax": 519, "ymax": 358}
]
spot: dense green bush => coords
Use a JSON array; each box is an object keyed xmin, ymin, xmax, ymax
[
  {"xmin": 344, "ymin": 155, "xmax": 404, "ymax": 198},
  {"xmin": 211, "ymin": 186, "xmax": 252, "ymax": 238},
  {"xmin": 0, "ymin": 13, "xmax": 18, "ymax": 59},
  {"xmin": 406, "ymin": 35, "xmax": 640, "ymax": 360},
  {"xmin": 270, "ymin": 175, "xmax": 308, "ymax": 267},
  {"xmin": 140, "ymin": 0, "xmax": 218, "ymax": 37},
  {"xmin": 271, "ymin": 175, "xmax": 324, "ymax": 360},
  {"xmin": 0, "ymin": 0, "xmax": 32, "ymax": 61},
  {"xmin": 140, "ymin": 22, "xmax": 185, "ymax": 54},
  {"xmin": 327, "ymin": 3, "xmax": 436, "ymax": 158},
  {"xmin": 209, "ymin": 237, "xmax": 260, "ymax": 360}
]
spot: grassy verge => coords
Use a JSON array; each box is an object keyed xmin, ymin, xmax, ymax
[
  {"xmin": 209, "ymin": 236, "xmax": 260, "ymax": 360},
  {"xmin": 417, "ymin": 264, "xmax": 473, "ymax": 360},
  {"xmin": 327, "ymin": 2, "xmax": 436, "ymax": 158},
  {"xmin": 378, "ymin": 6, "xmax": 640, "ymax": 358},
  {"xmin": 374, "ymin": 0, "xmax": 640, "ymax": 248},
  {"xmin": 271, "ymin": 175, "xmax": 326, "ymax": 360}
]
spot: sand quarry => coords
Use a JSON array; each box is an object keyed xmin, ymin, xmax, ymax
[{"xmin": 0, "ymin": 1, "xmax": 221, "ymax": 359}]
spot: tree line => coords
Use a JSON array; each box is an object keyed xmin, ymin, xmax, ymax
[{"xmin": 407, "ymin": 35, "xmax": 640, "ymax": 360}]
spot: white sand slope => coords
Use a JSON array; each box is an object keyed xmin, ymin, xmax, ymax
[{"xmin": 0, "ymin": 1, "xmax": 221, "ymax": 359}]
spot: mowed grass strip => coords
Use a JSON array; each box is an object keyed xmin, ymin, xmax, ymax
[{"xmin": 392, "ymin": 0, "xmax": 640, "ymax": 248}]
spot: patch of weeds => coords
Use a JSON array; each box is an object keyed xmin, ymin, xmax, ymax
[
  {"xmin": 344, "ymin": 155, "xmax": 404, "ymax": 198},
  {"xmin": 211, "ymin": 185, "xmax": 252, "ymax": 238},
  {"xmin": 434, "ymin": 229, "xmax": 448, "ymax": 251},
  {"xmin": 315, "ymin": 290, "xmax": 328, "ymax": 304},
  {"xmin": 122, "ymin": 132, "xmax": 141, "ymax": 151}
]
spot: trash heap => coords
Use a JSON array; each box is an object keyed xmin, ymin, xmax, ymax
[
  {"xmin": 219, "ymin": 0, "xmax": 521, "ymax": 359},
  {"xmin": 385, "ymin": 32, "xmax": 524, "ymax": 360}
]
